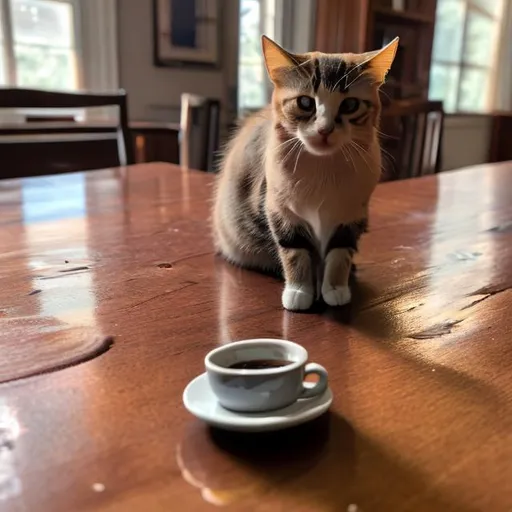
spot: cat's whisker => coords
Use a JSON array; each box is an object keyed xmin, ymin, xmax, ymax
[
  {"xmin": 338, "ymin": 145, "xmax": 348, "ymax": 163},
  {"xmin": 337, "ymin": 144, "xmax": 353, "ymax": 173},
  {"xmin": 282, "ymin": 140, "xmax": 302, "ymax": 166},
  {"xmin": 280, "ymin": 139, "xmax": 302, "ymax": 165},
  {"xmin": 344, "ymin": 69, "xmax": 371, "ymax": 90},
  {"xmin": 352, "ymin": 140, "xmax": 370, "ymax": 154},
  {"xmin": 379, "ymin": 147, "xmax": 396, "ymax": 175},
  {"xmin": 297, "ymin": 57, "xmax": 314, "ymax": 68},
  {"xmin": 292, "ymin": 144, "xmax": 304, "ymax": 175},
  {"xmin": 275, "ymin": 137, "xmax": 298, "ymax": 148},
  {"xmin": 333, "ymin": 66, "xmax": 359, "ymax": 91},
  {"xmin": 378, "ymin": 88, "xmax": 394, "ymax": 104},
  {"xmin": 332, "ymin": 52, "xmax": 376, "ymax": 91},
  {"xmin": 348, "ymin": 147, "xmax": 360, "ymax": 175},
  {"xmin": 346, "ymin": 143, "xmax": 363, "ymax": 172},
  {"xmin": 350, "ymin": 141, "xmax": 373, "ymax": 175},
  {"xmin": 289, "ymin": 140, "xmax": 303, "ymax": 162},
  {"xmin": 375, "ymin": 140, "xmax": 396, "ymax": 167},
  {"xmin": 380, "ymin": 146, "xmax": 395, "ymax": 163},
  {"xmin": 375, "ymin": 128, "xmax": 398, "ymax": 141},
  {"xmin": 275, "ymin": 137, "xmax": 300, "ymax": 152},
  {"xmin": 343, "ymin": 146, "xmax": 358, "ymax": 175},
  {"xmin": 339, "ymin": 146, "xmax": 348, "ymax": 170}
]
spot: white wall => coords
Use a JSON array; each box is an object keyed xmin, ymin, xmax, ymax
[
  {"xmin": 442, "ymin": 115, "xmax": 492, "ymax": 171},
  {"xmin": 117, "ymin": 0, "xmax": 239, "ymax": 123}
]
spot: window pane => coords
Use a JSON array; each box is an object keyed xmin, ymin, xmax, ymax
[
  {"xmin": 457, "ymin": 68, "xmax": 489, "ymax": 111},
  {"xmin": 432, "ymin": 0, "xmax": 466, "ymax": 63},
  {"xmin": 463, "ymin": 11, "xmax": 499, "ymax": 66},
  {"xmin": 239, "ymin": 64, "xmax": 266, "ymax": 110},
  {"xmin": 0, "ymin": 3, "xmax": 5, "ymax": 85},
  {"xmin": 15, "ymin": 44, "xmax": 77, "ymax": 90},
  {"xmin": 239, "ymin": 0, "xmax": 266, "ymax": 110},
  {"xmin": 429, "ymin": 63, "xmax": 460, "ymax": 112},
  {"xmin": 11, "ymin": 0, "xmax": 74, "ymax": 48},
  {"xmin": 470, "ymin": 0, "xmax": 503, "ymax": 17}
]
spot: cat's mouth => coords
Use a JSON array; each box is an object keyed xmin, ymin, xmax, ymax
[{"xmin": 304, "ymin": 136, "xmax": 337, "ymax": 156}]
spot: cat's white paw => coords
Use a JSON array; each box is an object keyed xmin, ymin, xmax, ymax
[
  {"xmin": 282, "ymin": 284, "xmax": 315, "ymax": 311},
  {"xmin": 322, "ymin": 285, "xmax": 351, "ymax": 307}
]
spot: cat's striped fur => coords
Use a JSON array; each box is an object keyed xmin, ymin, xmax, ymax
[{"xmin": 213, "ymin": 36, "xmax": 398, "ymax": 311}]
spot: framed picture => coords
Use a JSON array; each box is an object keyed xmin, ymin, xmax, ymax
[{"xmin": 153, "ymin": 0, "xmax": 221, "ymax": 68}]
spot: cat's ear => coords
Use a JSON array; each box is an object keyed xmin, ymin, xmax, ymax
[
  {"xmin": 365, "ymin": 37, "xmax": 399, "ymax": 84},
  {"xmin": 262, "ymin": 35, "xmax": 298, "ymax": 82}
]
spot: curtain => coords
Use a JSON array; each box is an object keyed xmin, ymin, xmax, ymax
[{"xmin": 494, "ymin": 0, "xmax": 512, "ymax": 111}]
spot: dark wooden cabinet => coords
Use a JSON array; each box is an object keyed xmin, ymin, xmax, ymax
[{"xmin": 315, "ymin": 0, "xmax": 437, "ymax": 101}]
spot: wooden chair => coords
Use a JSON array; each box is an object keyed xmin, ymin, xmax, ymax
[
  {"xmin": 489, "ymin": 112, "xmax": 512, "ymax": 163},
  {"xmin": 179, "ymin": 93, "xmax": 220, "ymax": 172},
  {"xmin": 380, "ymin": 100, "xmax": 444, "ymax": 181},
  {"xmin": 0, "ymin": 88, "xmax": 134, "ymax": 179}
]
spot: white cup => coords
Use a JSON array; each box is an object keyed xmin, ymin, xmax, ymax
[{"xmin": 205, "ymin": 339, "xmax": 328, "ymax": 412}]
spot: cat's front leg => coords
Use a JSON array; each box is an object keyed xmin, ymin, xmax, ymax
[
  {"xmin": 270, "ymin": 217, "xmax": 316, "ymax": 311},
  {"xmin": 322, "ymin": 248, "xmax": 353, "ymax": 306},
  {"xmin": 321, "ymin": 222, "xmax": 364, "ymax": 307},
  {"xmin": 279, "ymin": 247, "xmax": 315, "ymax": 311}
]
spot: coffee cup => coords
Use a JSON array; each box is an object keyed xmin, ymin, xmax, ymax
[{"xmin": 205, "ymin": 339, "xmax": 328, "ymax": 412}]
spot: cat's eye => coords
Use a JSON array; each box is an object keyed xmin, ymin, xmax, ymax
[
  {"xmin": 339, "ymin": 97, "xmax": 360, "ymax": 115},
  {"xmin": 297, "ymin": 96, "xmax": 315, "ymax": 112}
]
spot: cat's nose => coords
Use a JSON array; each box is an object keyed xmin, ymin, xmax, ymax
[{"xmin": 318, "ymin": 125, "xmax": 334, "ymax": 138}]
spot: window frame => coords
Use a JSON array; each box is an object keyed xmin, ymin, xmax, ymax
[
  {"xmin": 0, "ymin": 0, "xmax": 119, "ymax": 121},
  {"xmin": 430, "ymin": 0, "xmax": 504, "ymax": 113},
  {"xmin": 0, "ymin": 0, "xmax": 83, "ymax": 89}
]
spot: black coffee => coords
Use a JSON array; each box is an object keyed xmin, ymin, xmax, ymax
[{"xmin": 229, "ymin": 359, "xmax": 292, "ymax": 370}]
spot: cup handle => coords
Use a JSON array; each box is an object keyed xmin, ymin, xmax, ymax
[{"xmin": 300, "ymin": 363, "xmax": 328, "ymax": 399}]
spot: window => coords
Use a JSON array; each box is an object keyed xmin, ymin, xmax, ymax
[
  {"xmin": 0, "ymin": 0, "xmax": 80, "ymax": 90},
  {"xmin": 237, "ymin": 0, "xmax": 317, "ymax": 113},
  {"xmin": 429, "ymin": 0, "xmax": 505, "ymax": 112},
  {"xmin": 238, "ymin": 0, "xmax": 277, "ymax": 112},
  {"xmin": 0, "ymin": 0, "xmax": 118, "ymax": 121}
]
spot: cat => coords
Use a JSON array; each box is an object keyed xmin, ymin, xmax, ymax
[{"xmin": 213, "ymin": 35, "xmax": 398, "ymax": 311}]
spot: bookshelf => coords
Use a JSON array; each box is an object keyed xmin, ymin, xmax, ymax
[
  {"xmin": 314, "ymin": 0, "xmax": 443, "ymax": 180},
  {"xmin": 315, "ymin": 0, "xmax": 438, "ymax": 102}
]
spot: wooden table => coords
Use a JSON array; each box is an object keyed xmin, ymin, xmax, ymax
[{"xmin": 1, "ymin": 162, "xmax": 511, "ymax": 511}]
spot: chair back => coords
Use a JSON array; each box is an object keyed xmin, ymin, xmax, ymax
[
  {"xmin": 180, "ymin": 93, "xmax": 220, "ymax": 172},
  {"xmin": 0, "ymin": 88, "xmax": 134, "ymax": 179},
  {"xmin": 380, "ymin": 100, "xmax": 444, "ymax": 181}
]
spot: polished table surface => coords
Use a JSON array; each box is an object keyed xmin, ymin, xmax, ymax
[{"xmin": 1, "ymin": 162, "xmax": 512, "ymax": 511}]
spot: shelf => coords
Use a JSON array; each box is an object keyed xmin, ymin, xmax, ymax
[{"xmin": 374, "ymin": 7, "xmax": 434, "ymax": 25}]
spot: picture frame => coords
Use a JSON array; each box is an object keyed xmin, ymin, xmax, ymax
[{"xmin": 153, "ymin": 0, "xmax": 221, "ymax": 68}]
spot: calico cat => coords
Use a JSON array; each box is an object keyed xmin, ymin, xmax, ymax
[{"xmin": 213, "ymin": 36, "xmax": 398, "ymax": 311}]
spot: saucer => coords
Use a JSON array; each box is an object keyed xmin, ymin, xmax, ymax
[{"xmin": 183, "ymin": 373, "xmax": 333, "ymax": 432}]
